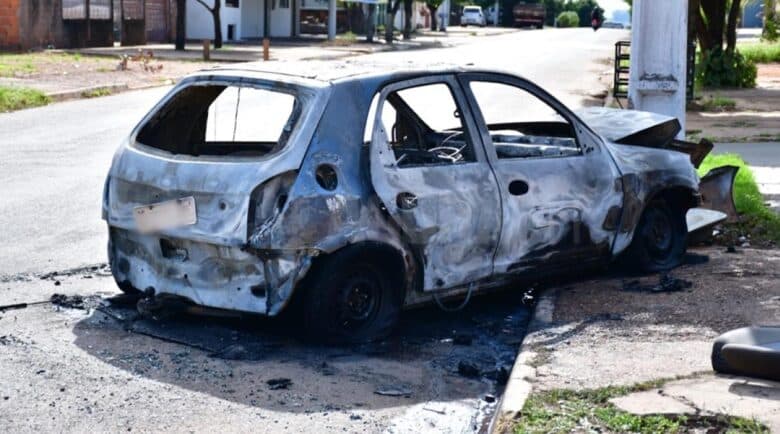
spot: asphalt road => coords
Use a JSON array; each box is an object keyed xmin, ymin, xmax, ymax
[{"xmin": 0, "ymin": 28, "xmax": 628, "ymax": 278}]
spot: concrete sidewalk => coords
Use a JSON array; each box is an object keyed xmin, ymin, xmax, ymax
[
  {"xmin": 494, "ymin": 247, "xmax": 780, "ymax": 432},
  {"xmin": 72, "ymin": 38, "xmax": 444, "ymax": 63}
]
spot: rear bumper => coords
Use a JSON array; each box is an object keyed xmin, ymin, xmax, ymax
[{"xmin": 108, "ymin": 227, "xmax": 312, "ymax": 315}]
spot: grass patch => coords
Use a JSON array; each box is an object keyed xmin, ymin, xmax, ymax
[
  {"xmin": 81, "ymin": 87, "xmax": 113, "ymax": 98},
  {"xmin": 514, "ymin": 377, "xmax": 767, "ymax": 434},
  {"xmin": 697, "ymin": 95, "xmax": 737, "ymax": 112},
  {"xmin": 0, "ymin": 86, "xmax": 50, "ymax": 112},
  {"xmin": 698, "ymin": 153, "xmax": 780, "ymax": 243},
  {"xmin": 0, "ymin": 52, "xmax": 103, "ymax": 77},
  {"xmin": 739, "ymin": 42, "xmax": 780, "ymax": 64}
]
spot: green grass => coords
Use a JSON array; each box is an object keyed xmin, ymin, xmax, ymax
[
  {"xmin": 0, "ymin": 52, "xmax": 101, "ymax": 77},
  {"xmin": 80, "ymin": 87, "xmax": 113, "ymax": 98},
  {"xmin": 698, "ymin": 153, "xmax": 780, "ymax": 243},
  {"xmin": 698, "ymin": 95, "xmax": 737, "ymax": 112},
  {"xmin": 514, "ymin": 377, "xmax": 767, "ymax": 434},
  {"xmin": 739, "ymin": 42, "xmax": 780, "ymax": 64},
  {"xmin": 0, "ymin": 86, "xmax": 50, "ymax": 112}
]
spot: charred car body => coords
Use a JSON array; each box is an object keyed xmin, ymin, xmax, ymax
[{"xmin": 103, "ymin": 63, "xmax": 717, "ymax": 342}]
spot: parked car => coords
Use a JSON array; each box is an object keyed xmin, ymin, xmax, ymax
[
  {"xmin": 461, "ymin": 6, "xmax": 486, "ymax": 27},
  {"xmin": 602, "ymin": 21, "xmax": 626, "ymax": 29},
  {"xmin": 104, "ymin": 63, "xmax": 719, "ymax": 343},
  {"xmin": 513, "ymin": 2, "xmax": 545, "ymax": 28}
]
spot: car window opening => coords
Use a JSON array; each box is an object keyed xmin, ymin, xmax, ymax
[
  {"xmin": 469, "ymin": 81, "xmax": 580, "ymax": 160},
  {"xmin": 378, "ymin": 83, "xmax": 477, "ymax": 168},
  {"xmin": 136, "ymin": 84, "xmax": 300, "ymax": 158}
]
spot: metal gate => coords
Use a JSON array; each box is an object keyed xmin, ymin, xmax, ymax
[{"xmin": 145, "ymin": 0, "xmax": 171, "ymax": 42}]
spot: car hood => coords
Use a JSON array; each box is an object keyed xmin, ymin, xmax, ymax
[
  {"xmin": 575, "ymin": 107, "xmax": 680, "ymax": 147},
  {"xmin": 575, "ymin": 107, "xmax": 712, "ymax": 167}
]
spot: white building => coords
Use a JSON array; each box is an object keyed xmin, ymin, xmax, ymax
[{"xmin": 185, "ymin": 0, "xmax": 444, "ymax": 41}]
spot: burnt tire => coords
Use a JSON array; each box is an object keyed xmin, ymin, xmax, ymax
[
  {"xmin": 301, "ymin": 247, "xmax": 403, "ymax": 344},
  {"xmin": 626, "ymin": 200, "xmax": 687, "ymax": 272},
  {"xmin": 115, "ymin": 279, "xmax": 141, "ymax": 294}
]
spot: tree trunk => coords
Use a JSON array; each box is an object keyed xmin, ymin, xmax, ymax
[
  {"xmin": 213, "ymin": 0, "xmax": 222, "ymax": 48},
  {"xmin": 427, "ymin": 4, "xmax": 437, "ymax": 31},
  {"xmin": 726, "ymin": 0, "xmax": 742, "ymax": 53},
  {"xmin": 366, "ymin": 4, "xmax": 376, "ymax": 42},
  {"xmin": 386, "ymin": 0, "xmax": 401, "ymax": 43},
  {"xmin": 175, "ymin": 0, "xmax": 186, "ymax": 51},
  {"xmin": 700, "ymin": 0, "xmax": 726, "ymax": 51},
  {"xmin": 403, "ymin": 0, "xmax": 412, "ymax": 39}
]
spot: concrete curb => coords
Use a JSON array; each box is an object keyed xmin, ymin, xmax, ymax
[
  {"xmin": 46, "ymin": 80, "xmax": 174, "ymax": 103},
  {"xmin": 489, "ymin": 289, "xmax": 557, "ymax": 433}
]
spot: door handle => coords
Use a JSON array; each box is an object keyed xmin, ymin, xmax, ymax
[
  {"xmin": 509, "ymin": 180, "xmax": 529, "ymax": 196},
  {"xmin": 396, "ymin": 192, "xmax": 418, "ymax": 210}
]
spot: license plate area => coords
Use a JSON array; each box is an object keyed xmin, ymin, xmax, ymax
[{"xmin": 133, "ymin": 196, "xmax": 197, "ymax": 234}]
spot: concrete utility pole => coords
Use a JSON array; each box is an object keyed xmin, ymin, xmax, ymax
[
  {"xmin": 328, "ymin": 0, "xmax": 337, "ymax": 40},
  {"xmin": 628, "ymin": 0, "xmax": 688, "ymax": 138}
]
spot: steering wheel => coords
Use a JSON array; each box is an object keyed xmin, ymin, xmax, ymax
[
  {"xmin": 429, "ymin": 131, "xmax": 467, "ymax": 162},
  {"xmin": 429, "ymin": 146, "xmax": 463, "ymax": 163}
]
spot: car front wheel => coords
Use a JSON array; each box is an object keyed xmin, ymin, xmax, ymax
[{"xmin": 626, "ymin": 200, "xmax": 687, "ymax": 272}]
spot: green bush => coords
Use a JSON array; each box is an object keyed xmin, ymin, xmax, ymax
[
  {"xmin": 699, "ymin": 48, "xmax": 757, "ymax": 88},
  {"xmin": 556, "ymin": 11, "xmax": 579, "ymax": 28}
]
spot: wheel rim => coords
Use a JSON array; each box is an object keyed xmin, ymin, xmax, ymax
[
  {"xmin": 643, "ymin": 208, "xmax": 674, "ymax": 258},
  {"xmin": 337, "ymin": 272, "xmax": 381, "ymax": 331}
]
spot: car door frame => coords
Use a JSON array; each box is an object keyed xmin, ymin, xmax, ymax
[
  {"xmin": 456, "ymin": 71, "xmax": 623, "ymax": 275},
  {"xmin": 368, "ymin": 74, "xmax": 503, "ymax": 291}
]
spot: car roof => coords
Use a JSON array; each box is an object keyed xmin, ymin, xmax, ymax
[{"xmin": 194, "ymin": 60, "xmax": 480, "ymax": 84}]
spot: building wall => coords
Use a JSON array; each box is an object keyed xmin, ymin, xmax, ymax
[
  {"xmin": 0, "ymin": 0, "xmax": 21, "ymax": 50},
  {"xmin": 186, "ymin": 0, "xmax": 242, "ymax": 40}
]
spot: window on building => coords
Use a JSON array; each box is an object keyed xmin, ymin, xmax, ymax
[{"xmin": 226, "ymin": 0, "xmax": 239, "ymax": 8}]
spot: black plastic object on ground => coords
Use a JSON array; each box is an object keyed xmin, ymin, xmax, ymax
[{"xmin": 712, "ymin": 327, "xmax": 780, "ymax": 382}]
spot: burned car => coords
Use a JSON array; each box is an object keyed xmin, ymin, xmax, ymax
[{"xmin": 103, "ymin": 63, "xmax": 718, "ymax": 343}]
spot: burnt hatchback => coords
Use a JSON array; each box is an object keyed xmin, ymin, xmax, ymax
[{"xmin": 103, "ymin": 63, "xmax": 717, "ymax": 343}]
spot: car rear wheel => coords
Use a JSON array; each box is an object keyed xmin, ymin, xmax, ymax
[
  {"xmin": 301, "ymin": 248, "xmax": 403, "ymax": 344},
  {"xmin": 626, "ymin": 200, "xmax": 687, "ymax": 272}
]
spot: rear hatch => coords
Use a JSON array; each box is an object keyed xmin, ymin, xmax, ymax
[{"xmin": 104, "ymin": 74, "xmax": 328, "ymax": 245}]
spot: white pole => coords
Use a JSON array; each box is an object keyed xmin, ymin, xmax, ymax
[
  {"xmin": 494, "ymin": 0, "xmax": 499, "ymax": 27},
  {"xmin": 328, "ymin": 0, "xmax": 337, "ymax": 40},
  {"xmin": 628, "ymin": 0, "xmax": 689, "ymax": 138}
]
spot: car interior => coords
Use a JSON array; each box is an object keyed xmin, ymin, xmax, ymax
[
  {"xmin": 136, "ymin": 84, "xmax": 301, "ymax": 157},
  {"xmin": 379, "ymin": 81, "xmax": 581, "ymax": 167},
  {"xmin": 381, "ymin": 90, "xmax": 477, "ymax": 167}
]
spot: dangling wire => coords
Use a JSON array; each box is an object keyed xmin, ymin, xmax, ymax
[
  {"xmin": 232, "ymin": 86, "xmax": 242, "ymax": 142},
  {"xmin": 433, "ymin": 283, "xmax": 476, "ymax": 312}
]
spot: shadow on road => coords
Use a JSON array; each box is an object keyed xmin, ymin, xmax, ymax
[{"xmin": 71, "ymin": 287, "xmax": 530, "ymax": 414}]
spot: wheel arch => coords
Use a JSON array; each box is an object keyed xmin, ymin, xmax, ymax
[
  {"xmin": 289, "ymin": 240, "xmax": 417, "ymax": 311},
  {"xmin": 614, "ymin": 182, "xmax": 700, "ymax": 256}
]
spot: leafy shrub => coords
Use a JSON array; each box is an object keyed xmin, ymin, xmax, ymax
[
  {"xmin": 699, "ymin": 47, "xmax": 757, "ymax": 88},
  {"xmin": 556, "ymin": 11, "xmax": 579, "ymax": 28}
]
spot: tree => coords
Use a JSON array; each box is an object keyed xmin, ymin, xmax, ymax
[
  {"xmin": 403, "ymin": 0, "xmax": 413, "ymax": 39},
  {"xmin": 194, "ymin": 0, "xmax": 222, "ymax": 49},
  {"xmin": 386, "ymin": 0, "xmax": 402, "ymax": 43},
  {"xmin": 695, "ymin": 0, "xmax": 742, "ymax": 56},
  {"xmin": 384, "ymin": 0, "xmax": 414, "ymax": 42},
  {"xmin": 764, "ymin": 0, "xmax": 778, "ymax": 42},
  {"xmin": 175, "ymin": 0, "xmax": 186, "ymax": 51},
  {"xmin": 426, "ymin": 0, "xmax": 444, "ymax": 31}
]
